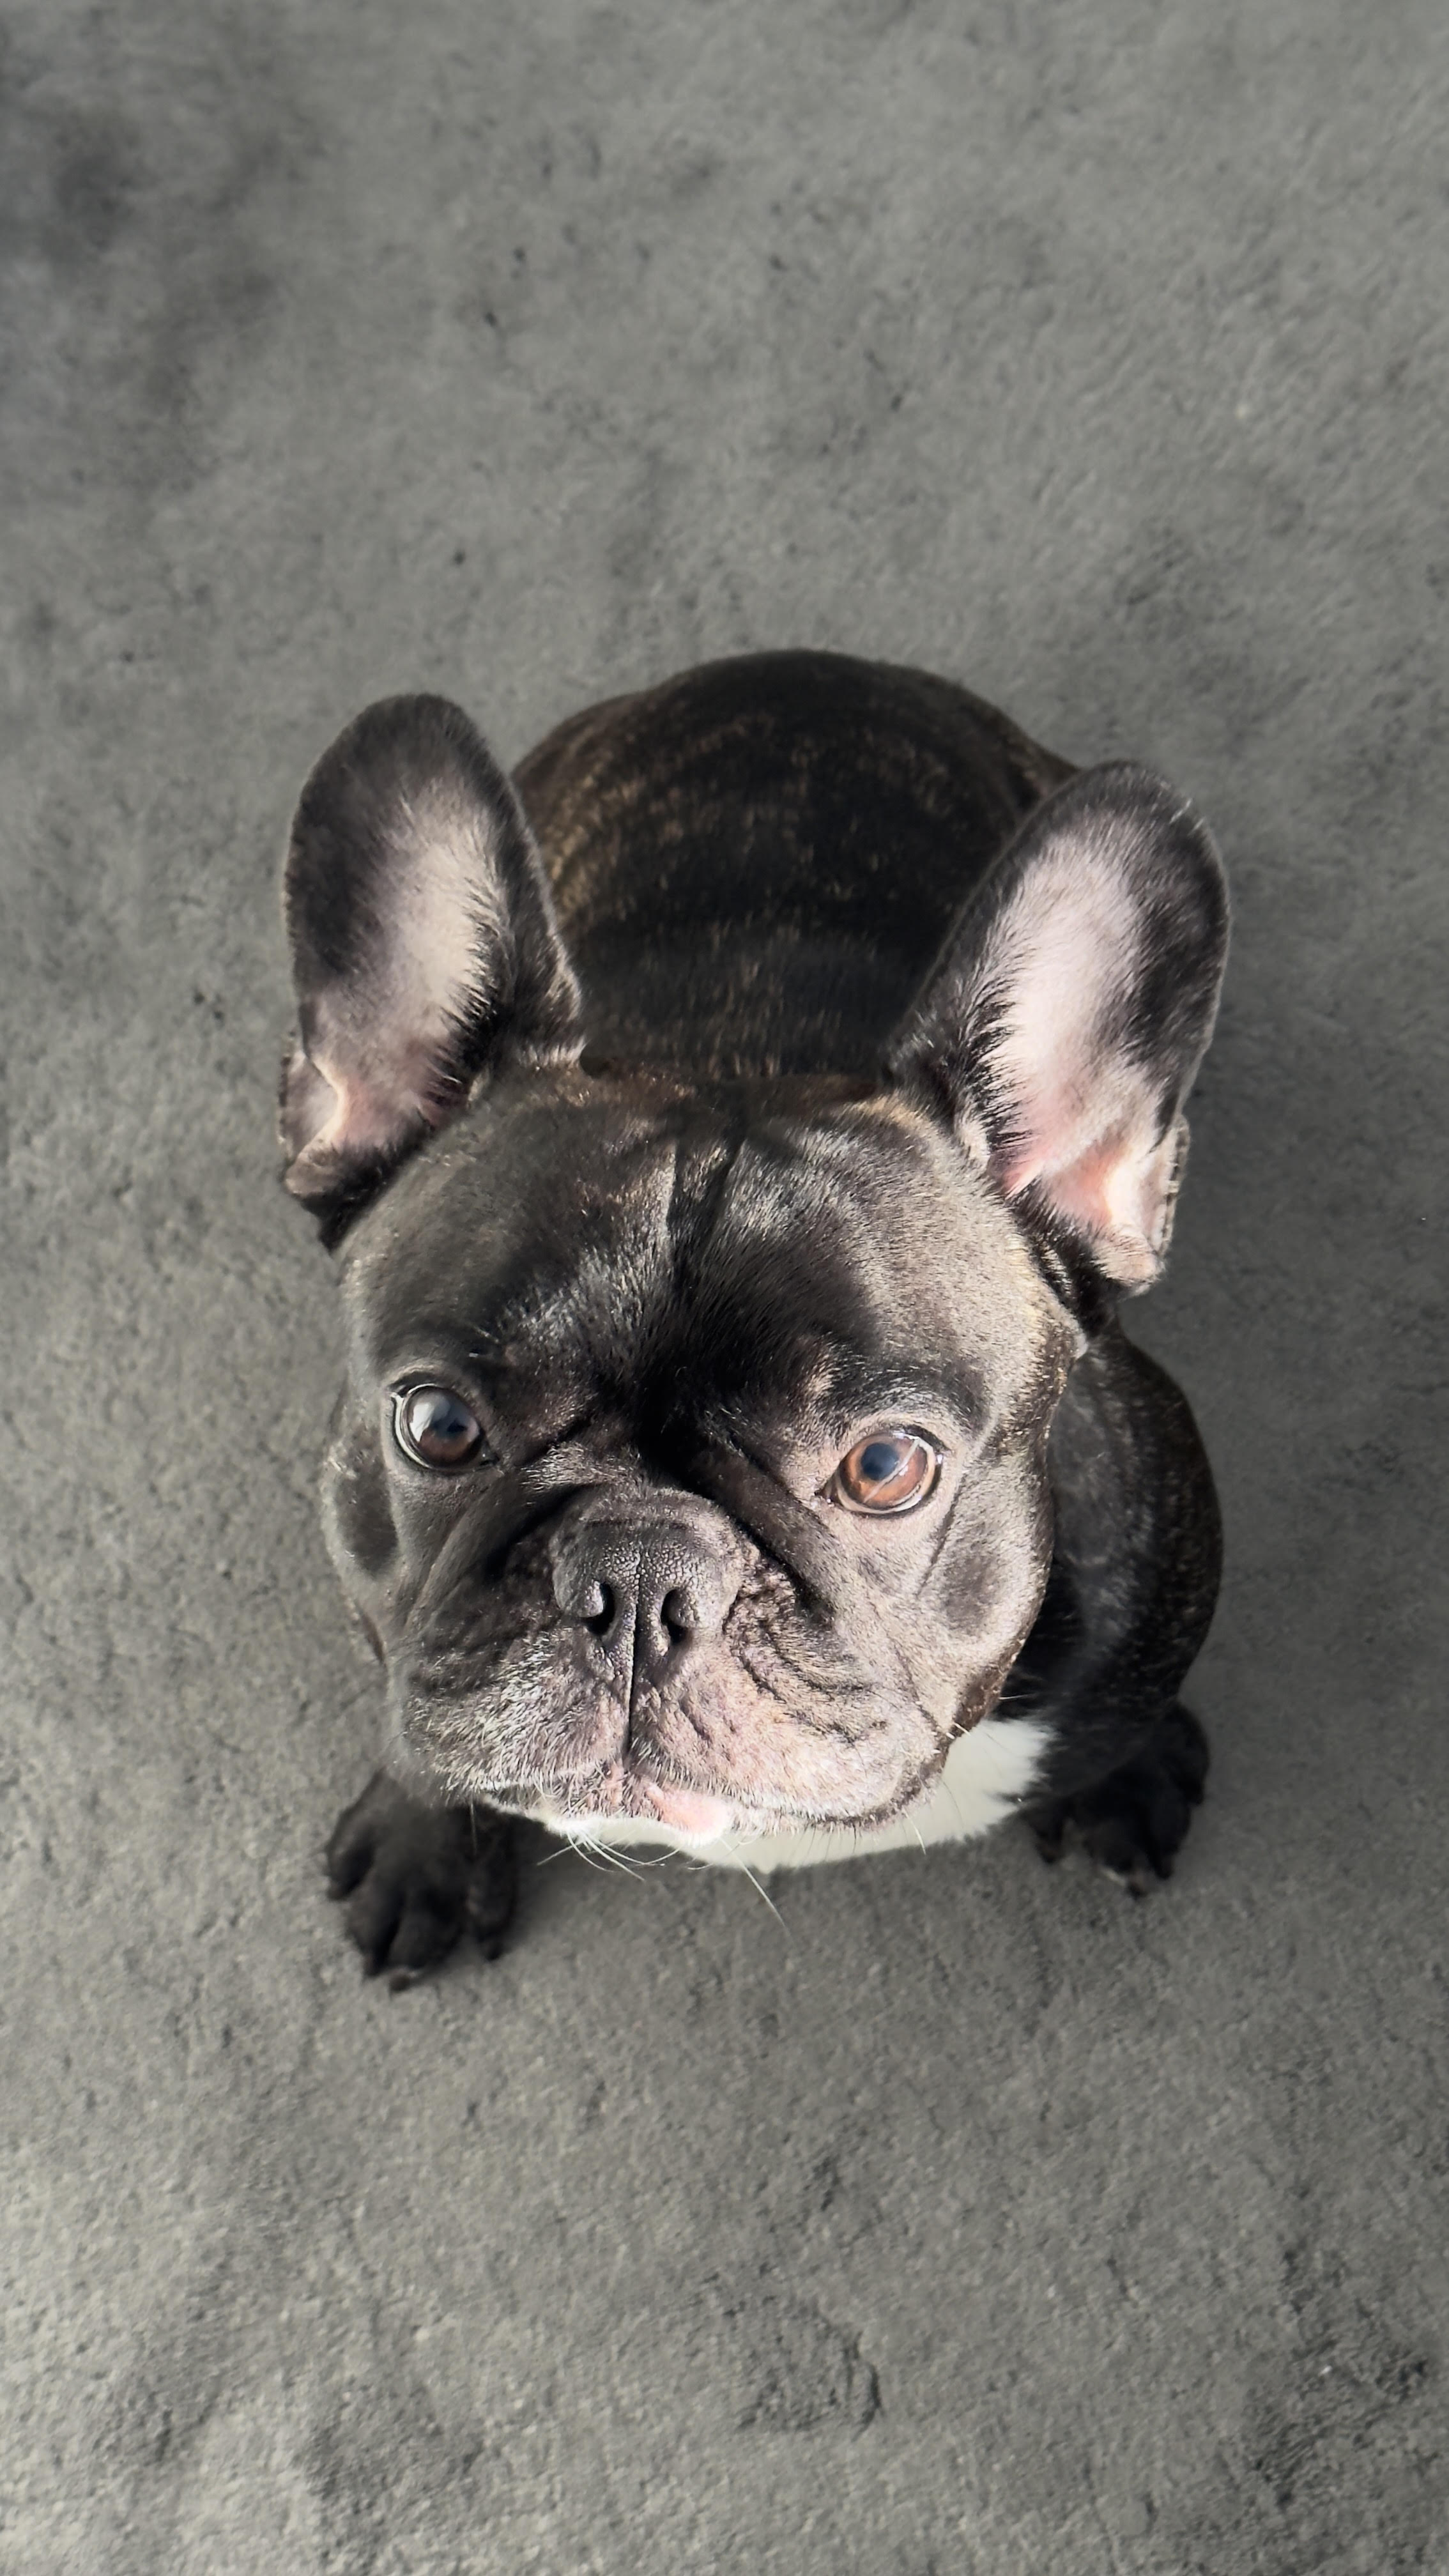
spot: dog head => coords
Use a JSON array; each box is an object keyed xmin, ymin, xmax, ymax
[{"xmin": 280, "ymin": 692, "xmax": 1226, "ymax": 1844}]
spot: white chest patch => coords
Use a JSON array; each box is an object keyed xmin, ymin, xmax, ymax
[{"xmin": 533, "ymin": 1714, "xmax": 1054, "ymax": 1874}]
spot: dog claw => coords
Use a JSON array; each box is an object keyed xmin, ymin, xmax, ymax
[
  {"xmin": 1023, "ymin": 1705, "xmax": 1208, "ymax": 1897},
  {"xmin": 325, "ymin": 1770, "xmax": 518, "ymax": 1988}
]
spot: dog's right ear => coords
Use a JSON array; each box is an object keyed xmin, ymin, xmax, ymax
[{"xmin": 280, "ymin": 695, "xmax": 582, "ymax": 1239}]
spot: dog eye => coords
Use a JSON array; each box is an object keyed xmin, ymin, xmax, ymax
[
  {"xmin": 393, "ymin": 1385, "xmax": 485, "ymax": 1471},
  {"xmin": 833, "ymin": 1430, "xmax": 939, "ymax": 1514}
]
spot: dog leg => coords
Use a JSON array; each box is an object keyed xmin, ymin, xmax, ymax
[
  {"xmin": 325, "ymin": 1770, "xmax": 517, "ymax": 1988},
  {"xmin": 1023, "ymin": 1704, "xmax": 1209, "ymax": 1895}
]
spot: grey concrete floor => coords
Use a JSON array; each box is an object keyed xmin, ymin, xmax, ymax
[{"xmin": 3, "ymin": 3, "xmax": 1446, "ymax": 2570}]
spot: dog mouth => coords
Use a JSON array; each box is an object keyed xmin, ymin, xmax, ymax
[
  {"xmin": 632, "ymin": 1780, "xmax": 744, "ymax": 1840},
  {"xmin": 486, "ymin": 1752, "xmax": 938, "ymax": 1848},
  {"xmin": 399, "ymin": 1607, "xmax": 952, "ymax": 1840},
  {"xmin": 496, "ymin": 1758, "xmax": 760, "ymax": 1844}
]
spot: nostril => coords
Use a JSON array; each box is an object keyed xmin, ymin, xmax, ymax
[
  {"xmin": 584, "ymin": 1579, "xmax": 616, "ymax": 1637},
  {"xmin": 660, "ymin": 1586, "xmax": 696, "ymax": 1643}
]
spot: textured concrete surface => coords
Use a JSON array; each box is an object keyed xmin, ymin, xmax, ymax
[{"xmin": 3, "ymin": 3, "xmax": 1446, "ymax": 2569}]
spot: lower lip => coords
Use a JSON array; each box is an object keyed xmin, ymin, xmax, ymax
[{"xmin": 639, "ymin": 1783, "xmax": 740, "ymax": 1842}]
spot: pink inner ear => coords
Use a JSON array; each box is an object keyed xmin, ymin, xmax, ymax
[
  {"xmin": 978, "ymin": 852, "xmax": 1182, "ymax": 1284},
  {"xmin": 282, "ymin": 1000, "xmax": 463, "ymax": 1197},
  {"xmin": 1006, "ymin": 1130, "xmax": 1123, "ymax": 1221},
  {"xmin": 1001, "ymin": 1107, "xmax": 1183, "ymax": 1287},
  {"xmin": 285, "ymin": 779, "xmax": 514, "ymax": 1191},
  {"xmin": 302, "ymin": 1025, "xmax": 457, "ymax": 1156}
]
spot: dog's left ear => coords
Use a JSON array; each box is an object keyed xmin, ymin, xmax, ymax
[
  {"xmin": 280, "ymin": 694, "xmax": 582, "ymax": 1235},
  {"xmin": 888, "ymin": 763, "xmax": 1228, "ymax": 1289}
]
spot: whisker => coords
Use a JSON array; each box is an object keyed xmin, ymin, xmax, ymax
[
  {"xmin": 735, "ymin": 1860, "xmax": 789, "ymax": 1935},
  {"xmin": 533, "ymin": 1821, "xmax": 644, "ymax": 1881},
  {"xmin": 578, "ymin": 1832, "xmax": 645, "ymax": 1882}
]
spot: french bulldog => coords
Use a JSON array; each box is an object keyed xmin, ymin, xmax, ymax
[{"xmin": 279, "ymin": 650, "xmax": 1227, "ymax": 1987}]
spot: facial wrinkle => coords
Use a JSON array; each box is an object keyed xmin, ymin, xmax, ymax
[{"xmin": 664, "ymin": 1107, "xmax": 748, "ymax": 1312}]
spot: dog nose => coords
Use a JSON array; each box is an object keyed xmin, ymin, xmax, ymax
[{"xmin": 550, "ymin": 1517, "xmax": 740, "ymax": 1680}]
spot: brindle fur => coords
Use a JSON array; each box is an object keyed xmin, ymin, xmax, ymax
[{"xmin": 282, "ymin": 653, "xmax": 1225, "ymax": 1986}]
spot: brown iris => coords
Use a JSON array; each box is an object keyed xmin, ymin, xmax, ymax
[
  {"xmin": 394, "ymin": 1385, "xmax": 485, "ymax": 1470},
  {"xmin": 832, "ymin": 1430, "xmax": 940, "ymax": 1515}
]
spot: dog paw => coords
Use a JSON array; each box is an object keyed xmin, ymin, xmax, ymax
[
  {"xmin": 325, "ymin": 1770, "xmax": 517, "ymax": 1988},
  {"xmin": 1026, "ymin": 1705, "xmax": 1209, "ymax": 1896}
]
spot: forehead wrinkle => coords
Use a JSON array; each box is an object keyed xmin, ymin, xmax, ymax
[
  {"xmin": 687, "ymin": 1107, "xmax": 1047, "ymax": 1443},
  {"xmin": 706, "ymin": 1127, "xmax": 943, "ymax": 1364},
  {"xmin": 664, "ymin": 1114, "xmax": 749, "ymax": 1286},
  {"xmin": 554, "ymin": 1133, "xmax": 682, "ymax": 1379},
  {"xmin": 671, "ymin": 1165, "xmax": 894, "ymax": 1439}
]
